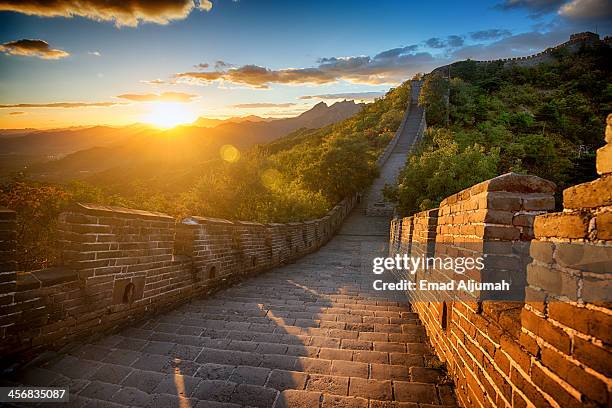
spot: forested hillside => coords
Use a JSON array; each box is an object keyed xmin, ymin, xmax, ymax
[
  {"xmin": 386, "ymin": 42, "xmax": 611, "ymax": 215},
  {"xmin": 1, "ymin": 83, "xmax": 410, "ymax": 270}
]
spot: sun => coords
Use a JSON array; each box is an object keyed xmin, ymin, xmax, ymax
[{"xmin": 143, "ymin": 102, "xmax": 197, "ymax": 129}]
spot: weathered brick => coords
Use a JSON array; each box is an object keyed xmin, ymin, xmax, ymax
[{"xmin": 534, "ymin": 212, "xmax": 589, "ymax": 239}]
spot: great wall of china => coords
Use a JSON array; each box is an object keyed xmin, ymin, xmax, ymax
[
  {"xmin": 432, "ymin": 31, "xmax": 612, "ymax": 76},
  {"xmin": 0, "ymin": 35, "xmax": 610, "ymax": 407}
]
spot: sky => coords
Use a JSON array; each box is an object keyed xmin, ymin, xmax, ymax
[{"xmin": 0, "ymin": 0, "xmax": 610, "ymax": 129}]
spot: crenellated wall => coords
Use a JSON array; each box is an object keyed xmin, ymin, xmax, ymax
[
  {"xmin": 0, "ymin": 196, "xmax": 357, "ymax": 360},
  {"xmin": 388, "ymin": 116, "xmax": 612, "ymax": 407}
]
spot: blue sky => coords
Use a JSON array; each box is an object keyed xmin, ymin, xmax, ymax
[{"xmin": 0, "ymin": 0, "xmax": 610, "ymax": 128}]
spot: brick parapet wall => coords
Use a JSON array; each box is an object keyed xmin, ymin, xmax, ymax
[
  {"xmin": 386, "ymin": 172, "xmax": 612, "ymax": 408},
  {"xmin": 519, "ymin": 114, "xmax": 612, "ymax": 407},
  {"xmin": 0, "ymin": 196, "xmax": 357, "ymax": 361}
]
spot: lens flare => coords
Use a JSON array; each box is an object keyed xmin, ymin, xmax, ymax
[
  {"xmin": 261, "ymin": 168, "xmax": 282, "ymax": 189},
  {"xmin": 220, "ymin": 144, "xmax": 241, "ymax": 162}
]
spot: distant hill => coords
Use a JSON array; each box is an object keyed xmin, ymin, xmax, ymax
[{"xmin": 3, "ymin": 100, "xmax": 363, "ymax": 183}]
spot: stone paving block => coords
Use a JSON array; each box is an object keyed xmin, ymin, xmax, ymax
[
  {"xmin": 305, "ymin": 374, "xmax": 349, "ymax": 395},
  {"xmin": 370, "ymin": 364, "xmax": 410, "ymax": 381},
  {"xmin": 352, "ymin": 350, "xmax": 389, "ymax": 364},
  {"xmin": 261, "ymin": 354, "xmax": 298, "ymax": 370},
  {"xmin": 194, "ymin": 363, "xmax": 235, "ymax": 381},
  {"xmin": 154, "ymin": 374, "xmax": 201, "ymax": 397},
  {"xmin": 121, "ymin": 369, "xmax": 165, "ymax": 393},
  {"xmin": 319, "ymin": 347, "xmax": 353, "ymax": 361},
  {"xmin": 112, "ymin": 386, "xmax": 153, "ymax": 407},
  {"xmin": 79, "ymin": 380, "xmax": 121, "ymax": 400},
  {"xmin": 90, "ymin": 363, "xmax": 133, "ymax": 384},
  {"xmin": 393, "ymin": 381, "xmax": 439, "ymax": 404},
  {"xmin": 348, "ymin": 377, "xmax": 393, "ymax": 400},
  {"xmin": 341, "ymin": 339, "xmax": 372, "ymax": 350},
  {"xmin": 48, "ymin": 355, "xmax": 101, "ymax": 379},
  {"xmin": 389, "ymin": 353, "xmax": 424, "ymax": 366},
  {"xmin": 115, "ymin": 337, "xmax": 148, "ymax": 351},
  {"xmin": 286, "ymin": 344, "xmax": 318, "ymax": 357},
  {"xmin": 102, "ymin": 349, "xmax": 142, "ymax": 366},
  {"xmin": 227, "ymin": 340, "xmax": 259, "ymax": 352},
  {"xmin": 149, "ymin": 393, "xmax": 196, "ymax": 408},
  {"xmin": 229, "ymin": 365, "xmax": 271, "ymax": 386},
  {"xmin": 296, "ymin": 357, "xmax": 331, "ymax": 374},
  {"xmin": 265, "ymin": 369, "xmax": 308, "ymax": 391},
  {"xmin": 409, "ymin": 367, "xmax": 445, "ymax": 383},
  {"xmin": 230, "ymin": 383, "xmax": 279, "ymax": 407},
  {"xmin": 192, "ymin": 380, "xmax": 237, "ymax": 402},
  {"xmin": 168, "ymin": 344, "xmax": 203, "ymax": 360},
  {"xmin": 274, "ymin": 389, "xmax": 322, "ymax": 408},
  {"xmin": 374, "ymin": 342, "xmax": 406, "ymax": 353},
  {"xmin": 330, "ymin": 360, "xmax": 369, "ymax": 378},
  {"xmin": 321, "ymin": 394, "xmax": 368, "ymax": 408},
  {"xmin": 258, "ymin": 342, "xmax": 289, "ymax": 355},
  {"xmin": 144, "ymin": 341, "xmax": 176, "ymax": 355}
]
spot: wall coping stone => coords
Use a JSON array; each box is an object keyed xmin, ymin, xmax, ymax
[
  {"xmin": 439, "ymin": 172, "xmax": 556, "ymax": 207},
  {"xmin": 182, "ymin": 216, "xmax": 235, "ymax": 226},
  {"xmin": 74, "ymin": 203, "xmax": 173, "ymax": 221}
]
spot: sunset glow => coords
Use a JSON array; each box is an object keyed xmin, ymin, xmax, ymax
[{"xmin": 143, "ymin": 102, "xmax": 197, "ymax": 129}]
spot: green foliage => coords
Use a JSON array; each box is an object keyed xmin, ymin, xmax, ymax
[
  {"xmin": 390, "ymin": 43, "xmax": 611, "ymax": 216},
  {"xmin": 419, "ymin": 73, "xmax": 449, "ymax": 126},
  {"xmin": 384, "ymin": 129, "xmax": 499, "ymax": 214}
]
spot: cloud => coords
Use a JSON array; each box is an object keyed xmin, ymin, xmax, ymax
[
  {"xmin": 231, "ymin": 102, "xmax": 298, "ymax": 108},
  {"xmin": 424, "ymin": 36, "xmax": 465, "ymax": 49},
  {"xmin": 115, "ymin": 92, "xmax": 198, "ymax": 102},
  {"xmin": 425, "ymin": 37, "xmax": 446, "ymax": 48},
  {"xmin": 8, "ymin": 111, "xmax": 26, "ymax": 115},
  {"xmin": 451, "ymin": 29, "xmax": 570, "ymax": 60},
  {"xmin": 446, "ymin": 35, "xmax": 465, "ymax": 48},
  {"xmin": 496, "ymin": 0, "xmax": 565, "ymax": 15},
  {"xmin": 300, "ymin": 91, "xmax": 386, "ymax": 101},
  {"xmin": 215, "ymin": 60, "xmax": 232, "ymax": 70},
  {"xmin": 0, "ymin": 39, "xmax": 69, "ymax": 59},
  {"xmin": 0, "ymin": 0, "xmax": 213, "ymax": 27},
  {"xmin": 0, "ymin": 102, "xmax": 124, "ymax": 108},
  {"xmin": 195, "ymin": 63, "xmax": 209, "ymax": 69},
  {"xmin": 558, "ymin": 0, "xmax": 612, "ymax": 20},
  {"xmin": 470, "ymin": 29, "xmax": 513, "ymax": 40},
  {"xmin": 88, "ymin": 50, "xmax": 101, "ymax": 56},
  {"xmin": 175, "ymin": 46, "xmax": 440, "ymax": 88},
  {"xmin": 140, "ymin": 78, "xmax": 170, "ymax": 85}
]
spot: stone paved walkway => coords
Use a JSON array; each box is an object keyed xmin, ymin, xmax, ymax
[{"xmin": 5, "ymin": 97, "xmax": 457, "ymax": 407}]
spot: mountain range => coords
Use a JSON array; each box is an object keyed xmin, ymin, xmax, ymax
[{"xmin": 0, "ymin": 100, "xmax": 363, "ymax": 183}]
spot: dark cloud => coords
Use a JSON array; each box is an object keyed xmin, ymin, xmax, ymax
[
  {"xmin": 373, "ymin": 45, "xmax": 418, "ymax": 59},
  {"xmin": 0, "ymin": 0, "xmax": 213, "ymax": 27},
  {"xmin": 451, "ymin": 30, "xmax": 570, "ymax": 60},
  {"xmin": 300, "ymin": 91, "xmax": 386, "ymax": 101},
  {"xmin": 195, "ymin": 63, "xmax": 209, "ymax": 69},
  {"xmin": 470, "ymin": 29, "xmax": 513, "ymax": 40},
  {"xmin": 231, "ymin": 102, "xmax": 297, "ymax": 108},
  {"xmin": 214, "ymin": 60, "xmax": 232, "ymax": 70},
  {"xmin": 115, "ymin": 92, "xmax": 198, "ymax": 102},
  {"xmin": 0, "ymin": 39, "xmax": 69, "ymax": 59},
  {"xmin": 425, "ymin": 37, "xmax": 446, "ymax": 48},
  {"xmin": 558, "ymin": 0, "xmax": 612, "ymax": 20},
  {"xmin": 446, "ymin": 35, "xmax": 465, "ymax": 48},
  {"xmin": 0, "ymin": 102, "xmax": 124, "ymax": 108},
  {"xmin": 496, "ymin": 0, "xmax": 565, "ymax": 15},
  {"xmin": 424, "ymin": 36, "xmax": 465, "ymax": 49},
  {"xmin": 8, "ymin": 111, "xmax": 26, "ymax": 115}
]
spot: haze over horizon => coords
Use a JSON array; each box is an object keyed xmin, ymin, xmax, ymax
[{"xmin": 1, "ymin": 0, "xmax": 610, "ymax": 129}]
